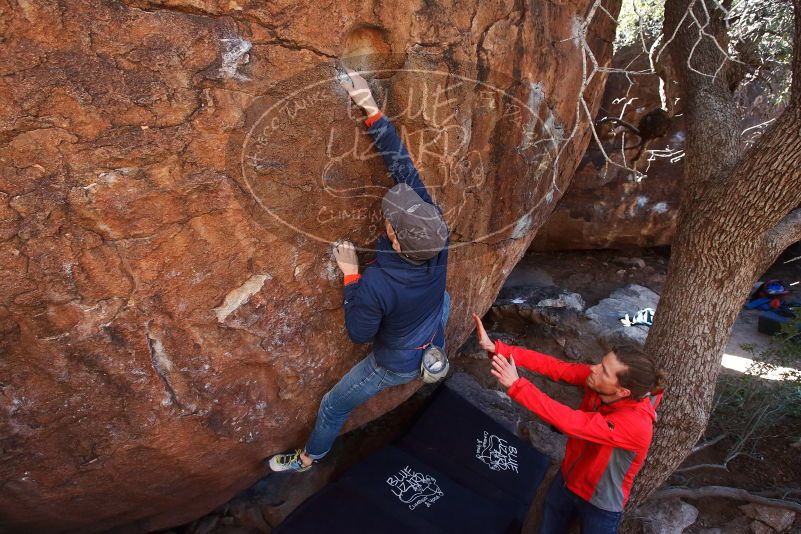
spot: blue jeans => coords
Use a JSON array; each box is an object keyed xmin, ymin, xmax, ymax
[
  {"xmin": 539, "ymin": 472, "xmax": 622, "ymax": 534},
  {"xmin": 304, "ymin": 292, "xmax": 451, "ymax": 459}
]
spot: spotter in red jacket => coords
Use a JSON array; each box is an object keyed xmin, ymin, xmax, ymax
[{"xmin": 496, "ymin": 340, "xmax": 662, "ymax": 512}]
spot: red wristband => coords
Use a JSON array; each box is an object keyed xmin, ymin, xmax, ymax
[
  {"xmin": 344, "ymin": 274, "xmax": 362, "ymax": 286},
  {"xmin": 364, "ymin": 111, "xmax": 383, "ymax": 128}
]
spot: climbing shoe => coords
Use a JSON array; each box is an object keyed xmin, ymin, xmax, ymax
[{"xmin": 267, "ymin": 449, "xmax": 313, "ymax": 473}]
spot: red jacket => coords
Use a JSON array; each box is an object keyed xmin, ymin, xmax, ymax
[{"xmin": 496, "ymin": 340, "xmax": 661, "ymax": 512}]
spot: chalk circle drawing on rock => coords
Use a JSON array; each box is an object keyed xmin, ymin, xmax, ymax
[
  {"xmin": 227, "ymin": 54, "xmax": 562, "ymax": 252},
  {"xmin": 476, "ymin": 431, "xmax": 519, "ymax": 473},
  {"xmin": 386, "ymin": 465, "xmax": 445, "ymax": 510}
]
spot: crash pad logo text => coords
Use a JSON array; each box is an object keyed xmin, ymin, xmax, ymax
[
  {"xmin": 476, "ymin": 431, "xmax": 519, "ymax": 473},
  {"xmin": 386, "ymin": 465, "xmax": 444, "ymax": 510}
]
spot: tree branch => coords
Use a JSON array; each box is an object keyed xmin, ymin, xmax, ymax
[
  {"xmin": 764, "ymin": 208, "xmax": 801, "ymax": 265},
  {"xmin": 674, "ymin": 451, "xmax": 752, "ymax": 473},
  {"xmin": 758, "ymin": 489, "xmax": 801, "ymax": 499},
  {"xmin": 652, "ymin": 486, "xmax": 801, "ymax": 513},
  {"xmin": 690, "ymin": 433, "xmax": 728, "ymax": 454}
]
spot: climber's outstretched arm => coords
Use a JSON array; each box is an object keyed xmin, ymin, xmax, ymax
[{"xmin": 338, "ymin": 67, "xmax": 434, "ymax": 206}]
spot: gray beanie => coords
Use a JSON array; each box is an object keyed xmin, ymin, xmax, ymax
[{"xmin": 381, "ymin": 183, "xmax": 448, "ymax": 262}]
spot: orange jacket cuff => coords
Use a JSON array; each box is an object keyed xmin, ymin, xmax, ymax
[
  {"xmin": 344, "ymin": 274, "xmax": 362, "ymax": 286},
  {"xmin": 364, "ymin": 111, "xmax": 383, "ymax": 128}
]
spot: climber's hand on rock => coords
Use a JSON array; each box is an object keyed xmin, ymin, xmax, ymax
[
  {"xmin": 333, "ymin": 240, "xmax": 359, "ymax": 276},
  {"xmin": 472, "ymin": 312, "xmax": 496, "ymax": 355},
  {"xmin": 338, "ymin": 67, "xmax": 379, "ymax": 116},
  {"xmin": 491, "ymin": 354, "xmax": 519, "ymax": 389}
]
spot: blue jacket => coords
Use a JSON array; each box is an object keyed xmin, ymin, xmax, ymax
[{"xmin": 342, "ymin": 114, "xmax": 449, "ymax": 373}]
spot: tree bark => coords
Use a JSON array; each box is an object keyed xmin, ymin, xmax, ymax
[{"xmin": 628, "ymin": 0, "xmax": 801, "ymax": 504}]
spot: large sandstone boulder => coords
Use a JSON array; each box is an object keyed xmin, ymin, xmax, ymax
[{"xmin": 0, "ymin": 0, "xmax": 618, "ymax": 531}]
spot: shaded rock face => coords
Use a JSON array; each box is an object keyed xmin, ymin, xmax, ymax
[
  {"xmin": 533, "ymin": 41, "xmax": 783, "ymax": 251},
  {"xmin": 533, "ymin": 43, "xmax": 684, "ymax": 251},
  {"xmin": 0, "ymin": 0, "xmax": 618, "ymax": 531}
]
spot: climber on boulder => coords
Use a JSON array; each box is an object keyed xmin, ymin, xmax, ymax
[
  {"xmin": 268, "ymin": 67, "xmax": 451, "ymax": 473},
  {"xmin": 473, "ymin": 313, "xmax": 666, "ymax": 534}
]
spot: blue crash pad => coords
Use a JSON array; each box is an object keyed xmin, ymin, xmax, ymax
[
  {"xmin": 398, "ymin": 381, "xmax": 550, "ymax": 522},
  {"xmin": 274, "ymin": 377, "xmax": 551, "ymax": 533}
]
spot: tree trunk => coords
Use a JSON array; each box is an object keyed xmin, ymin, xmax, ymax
[{"xmin": 628, "ymin": 0, "xmax": 801, "ymax": 504}]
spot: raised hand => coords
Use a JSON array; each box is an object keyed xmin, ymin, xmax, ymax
[
  {"xmin": 472, "ymin": 312, "xmax": 496, "ymax": 355},
  {"xmin": 333, "ymin": 241, "xmax": 359, "ymax": 276},
  {"xmin": 336, "ymin": 66, "xmax": 379, "ymax": 116},
  {"xmin": 490, "ymin": 354, "xmax": 519, "ymax": 389}
]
